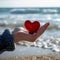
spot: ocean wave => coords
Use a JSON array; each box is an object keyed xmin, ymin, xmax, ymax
[
  {"xmin": 10, "ymin": 8, "xmax": 59, "ymax": 14},
  {"xmin": 0, "ymin": 8, "xmax": 60, "ymax": 14},
  {"xmin": 16, "ymin": 36, "xmax": 60, "ymax": 52},
  {"xmin": 10, "ymin": 10, "xmax": 40, "ymax": 14},
  {"xmin": 10, "ymin": 8, "xmax": 41, "ymax": 14}
]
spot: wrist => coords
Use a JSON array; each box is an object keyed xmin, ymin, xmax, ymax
[{"xmin": 12, "ymin": 33, "xmax": 16, "ymax": 43}]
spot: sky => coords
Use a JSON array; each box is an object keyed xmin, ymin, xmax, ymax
[{"xmin": 0, "ymin": 0, "xmax": 60, "ymax": 7}]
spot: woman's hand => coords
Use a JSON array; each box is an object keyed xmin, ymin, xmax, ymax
[{"xmin": 12, "ymin": 22, "xmax": 50, "ymax": 43}]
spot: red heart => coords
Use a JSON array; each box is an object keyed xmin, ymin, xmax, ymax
[{"xmin": 24, "ymin": 20, "xmax": 40, "ymax": 34}]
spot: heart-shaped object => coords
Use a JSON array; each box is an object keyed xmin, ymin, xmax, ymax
[{"xmin": 24, "ymin": 20, "xmax": 40, "ymax": 34}]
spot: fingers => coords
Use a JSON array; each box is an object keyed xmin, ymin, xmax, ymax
[
  {"xmin": 14, "ymin": 32, "xmax": 32, "ymax": 43},
  {"xmin": 12, "ymin": 27, "xmax": 29, "ymax": 35},
  {"xmin": 33, "ymin": 22, "xmax": 50, "ymax": 39},
  {"xmin": 12, "ymin": 27, "xmax": 20, "ymax": 34}
]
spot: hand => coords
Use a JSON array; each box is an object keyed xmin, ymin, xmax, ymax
[{"xmin": 12, "ymin": 22, "xmax": 50, "ymax": 43}]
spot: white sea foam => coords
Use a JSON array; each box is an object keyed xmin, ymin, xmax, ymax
[{"xmin": 17, "ymin": 37, "xmax": 60, "ymax": 53}]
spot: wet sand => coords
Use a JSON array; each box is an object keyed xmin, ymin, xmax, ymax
[
  {"xmin": 0, "ymin": 45, "xmax": 60, "ymax": 60},
  {"xmin": 0, "ymin": 53, "xmax": 60, "ymax": 60}
]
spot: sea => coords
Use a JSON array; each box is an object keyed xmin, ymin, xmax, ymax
[{"xmin": 0, "ymin": 7, "xmax": 60, "ymax": 57}]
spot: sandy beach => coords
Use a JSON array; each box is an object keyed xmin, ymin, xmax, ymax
[
  {"xmin": 0, "ymin": 44, "xmax": 60, "ymax": 60},
  {"xmin": 0, "ymin": 53, "xmax": 60, "ymax": 60}
]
